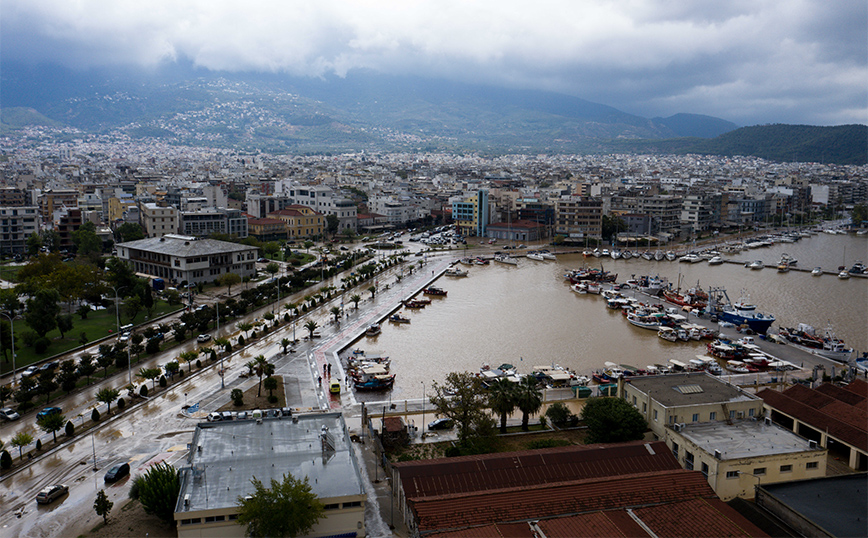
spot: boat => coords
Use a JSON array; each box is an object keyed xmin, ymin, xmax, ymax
[
  {"xmin": 592, "ymin": 249, "xmax": 602, "ymax": 258},
  {"xmin": 403, "ymin": 300, "xmax": 427, "ymax": 308},
  {"xmin": 705, "ymin": 288, "xmax": 775, "ymax": 335},
  {"xmin": 708, "ymin": 256, "xmax": 724, "ymax": 265},
  {"xmin": 838, "ymin": 270, "xmax": 850, "ymax": 279},
  {"xmin": 626, "ymin": 311, "xmax": 664, "ymax": 330},
  {"xmin": 478, "ymin": 363, "xmax": 521, "ymax": 387},
  {"xmin": 635, "ymin": 275, "xmax": 669, "ymax": 296},
  {"xmin": 849, "ymin": 261, "xmax": 867, "ymax": 276},
  {"xmin": 776, "ymin": 262, "xmax": 791, "ymax": 273},
  {"xmin": 494, "ymin": 253, "xmax": 518, "ymax": 265},
  {"xmin": 654, "ymin": 250, "xmax": 665, "ymax": 261},
  {"xmin": 540, "ymin": 251, "xmax": 557, "ymax": 260},
  {"xmin": 621, "ymin": 250, "xmax": 632, "ymax": 260},
  {"xmin": 811, "ymin": 267, "xmax": 823, "ymax": 276},
  {"xmin": 665, "ymin": 251, "xmax": 677, "ymax": 261},
  {"xmin": 388, "ymin": 314, "xmax": 410, "ymax": 324},
  {"xmin": 526, "ymin": 252, "xmax": 546, "ymax": 261},
  {"xmin": 564, "ymin": 267, "xmax": 618, "ymax": 284},
  {"xmin": 423, "ymin": 287, "xmax": 447, "ymax": 296},
  {"xmin": 657, "ymin": 327, "xmax": 678, "ymax": 342},
  {"xmin": 679, "ymin": 253, "xmax": 703, "ymax": 263},
  {"xmin": 352, "ymin": 365, "xmax": 395, "ymax": 391},
  {"xmin": 746, "ymin": 260, "xmax": 764, "ymax": 270},
  {"xmin": 458, "ymin": 257, "xmax": 474, "ymax": 266},
  {"xmin": 572, "ymin": 281, "xmax": 601, "ymax": 295},
  {"xmin": 779, "ymin": 253, "xmax": 798, "ymax": 266},
  {"xmin": 727, "ymin": 360, "xmax": 750, "ymax": 374},
  {"xmin": 642, "ymin": 251, "xmax": 654, "ymax": 261},
  {"xmin": 366, "ymin": 324, "xmax": 381, "ymax": 336},
  {"xmin": 475, "ymin": 257, "xmax": 489, "ymax": 265},
  {"xmin": 445, "ymin": 267, "xmax": 469, "ymax": 277},
  {"xmin": 610, "ymin": 249, "xmax": 621, "ymax": 260},
  {"xmin": 662, "ymin": 287, "xmax": 708, "ymax": 309}
]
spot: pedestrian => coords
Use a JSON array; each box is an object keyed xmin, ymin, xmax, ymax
[
  {"xmin": 323, "ymin": 364, "xmax": 327, "ymax": 375},
  {"xmin": 318, "ymin": 375, "xmax": 322, "ymax": 386},
  {"xmin": 327, "ymin": 363, "xmax": 332, "ymax": 376}
]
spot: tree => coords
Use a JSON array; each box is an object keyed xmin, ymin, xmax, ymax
[
  {"xmin": 601, "ymin": 214, "xmax": 627, "ymax": 241},
  {"xmin": 236, "ymin": 473, "xmax": 324, "ymax": 538},
  {"xmin": 430, "ymin": 372, "xmax": 491, "ymax": 445},
  {"xmin": 37, "ymin": 412, "xmax": 66, "ymax": 442},
  {"xmin": 487, "ymin": 378, "xmax": 517, "ymax": 434},
  {"xmin": 254, "ymin": 355, "xmax": 268, "ymax": 397},
  {"xmin": 96, "ymin": 352, "xmax": 114, "ymax": 378},
  {"xmin": 56, "ymin": 313, "xmax": 74, "ymax": 339},
  {"xmin": 350, "ymin": 294, "xmax": 361, "ymax": 310},
  {"xmin": 325, "ymin": 214, "xmax": 339, "ymax": 236},
  {"xmin": 11, "ymin": 431, "xmax": 33, "ymax": 459},
  {"xmin": 94, "ymin": 489, "xmax": 113, "ymax": 524},
  {"xmin": 231, "ymin": 388, "xmax": 244, "ymax": 406},
  {"xmin": 72, "ymin": 221, "xmax": 103, "ymax": 256},
  {"xmin": 280, "ymin": 338, "xmax": 291, "ymax": 354},
  {"xmin": 304, "ymin": 320, "xmax": 318, "ymax": 340},
  {"xmin": 514, "ymin": 376, "xmax": 543, "ymax": 431},
  {"xmin": 237, "ymin": 322, "xmax": 253, "ymax": 339},
  {"xmin": 24, "ymin": 288, "xmax": 61, "ymax": 337},
  {"xmin": 367, "ymin": 285, "xmax": 376, "ymax": 299},
  {"xmin": 138, "ymin": 367, "xmax": 161, "ymax": 389},
  {"xmin": 58, "ymin": 360, "xmax": 79, "ymax": 394},
  {"xmin": 117, "ymin": 222, "xmax": 145, "ymax": 243},
  {"xmin": 96, "ymin": 387, "xmax": 121, "ymax": 414},
  {"xmin": 264, "ymin": 376, "xmax": 278, "ymax": 399},
  {"xmin": 220, "ymin": 272, "xmax": 242, "ymax": 295},
  {"xmin": 132, "ymin": 461, "xmax": 180, "ymax": 525},
  {"xmin": 580, "ymin": 397, "xmax": 647, "ymax": 443},
  {"xmin": 180, "ymin": 350, "xmax": 198, "ymax": 373},
  {"xmin": 265, "ymin": 262, "xmax": 280, "ymax": 279},
  {"xmin": 26, "ymin": 232, "xmax": 42, "ymax": 256},
  {"xmin": 125, "ymin": 295, "xmax": 143, "ymax": 322},
  {"xmin": 77, "ymin": 353, "xmax": 96, "ymax": 382},
  {"xmin": 164, "ymin": 360, "xmax": 179, "ymax": 378},
  {"xmin": 37, "ymin": 370, "xmax": 58, "ymax": 404}
]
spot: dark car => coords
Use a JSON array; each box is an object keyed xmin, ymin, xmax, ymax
[
  {"xmin": 39, "ymin": 361, "xmax": 60, "ymax": 372},
  {"xmin": 104, "ymin": 462, "xmax": 130, "ymax": 483},
  {"xmin": 36, "ymin": 407, "xmax": 62, "ymax": 421},
  {"xmin": 427, "ymin": 418, "xmax": 454, "ymax": 430}
]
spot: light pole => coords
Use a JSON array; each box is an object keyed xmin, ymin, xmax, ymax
[
  {"xmin": 0, "ymin": 311, "xmax": 17, "ymax": 387},
  {"xmin": 111, "ymin": 285, "xmax": 132, "ymax": 385},
  {"xmin": 216, "ymin": 298, "xmax": 225, "ymax": 389},
  {"xmin": 420, "ymin": 381, "xmax": 425, "ymax": 439}
]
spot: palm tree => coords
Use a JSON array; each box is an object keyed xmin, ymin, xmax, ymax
[
  {"xmin": 254, "ymin": 355, "xmax": 268, "ymax": 397},
  {"xmin": 304, "ymin": 320, "xmax": 318, "ymax": 340},
  {"xmin": 280, "ymin": 338, "xmax": 291, "ymax": 354},
  {"xmin": 488, "ymin": 378, "xmax": 517, "ymax": 434},
  {"xmin": 350, "ymin": 294, "xmax": 361, "ymax": 310},
  {"xmin": 236, "ymin": 322, "xmax": 253, "ymax": 339},
  {"xmin": 367, "ymin": 285, "xmax": 376, "ymax": 299},
  {"xmin": 515, "ymin": 376, "xmax": 543, "ymax": 431},
  {"xmin": 330, "ymin": 306, "xmax": 341, "ymax": 324}
]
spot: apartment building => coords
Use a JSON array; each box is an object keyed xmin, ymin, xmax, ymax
[
  {"xmin": 267, "ymin": 205, "xmax": 325, "ymax": 239},
  {"xmin": 0, "ymin": 206, "xmax": 39, "ymax": 255},
  {"xmin": 139, "ymin": 202, "xmax": 179, "ymax": 238},
  {"xmin": 555, "ymin": 195, "xmax": 602, "ymax": 240}
]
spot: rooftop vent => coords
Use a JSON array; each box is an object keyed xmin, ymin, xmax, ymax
[{"xmin": 674, "ymin": 384, "xmax": 704, "ymax": 394}]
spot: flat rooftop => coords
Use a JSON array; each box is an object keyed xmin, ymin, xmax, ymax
[
  {"xmin": 176, "ymin": 412, "xmax": 363, "ymax": 516},
  {"xmin": 679, "ymin": 419, "xmax": 821, "ymax": 460},
  {"xmin": 760, "ymin": 474, "xmax": 868, "ymax": 538},
  {"xmin": 626, "ymin": 372, "xmax": 759, "ymax": 407}
]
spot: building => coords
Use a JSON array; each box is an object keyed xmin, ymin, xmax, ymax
[
  {"xmin": 485, "ymin": 219, "xmax": 544, "ymax": 242},
  {"xmin": 139, "ymin": 202, "xmax": 179, "ymax": 238},
  {"xmin": 0, "ymin": 206, "xmax": 39, "ymax": 255},
  {"xmin": 180, "ymin": 208, "xmax": 248, "ymax": 239},
  {"xmin": 54, "ymin": 207, "xmax": 82, "ymax": 252},
  {"xmin": 107, "ymin": 195, "xmax": 137, "ymax": 223},
  {"xmin": 115, "ymin": 234, "xmax": 257, "ymax": 286},
  {"xmin": 267, "ymin": 205, "xmax": 325, "ymax": 240},
  {"xmin": 0, "ymin": 188, "xmax": 27, "ymax": 207},
  {"xmin": 623, "ymin": 372, "xmax": 764, "ymax": 440},
  {"xmin": 392, "ymin": 441, "xmax": 767, "ymax": 537},
  {"xmin": 663, "ymin": 419, "xmax": 827, "ymax": 500},
  {"xmin": 174, "ymin": 412, "xmax": 366, "ymax": 538},
  {"xmin": 758, "ymin": 379, "xmax": 867, "ymax": 470},
  {"xmin": 38, "ymin": 189, "xmax": 78, "ymax": 222},
  {"xmin": 554, "ymin": 196, "xmax": 602, "ymax": 241},
  {"xmin": 451, "ymin": 189, "xmax": 489, "ymax": 238},
  {"xmin": 246, "ymin": 217, "xmax": 288, "ymax": 242}
]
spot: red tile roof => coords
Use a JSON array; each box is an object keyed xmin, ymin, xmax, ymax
[
  {"xmin": 759, "ymin": 387, "xmax": 868, "ymax": 450},
  {"xmin": 634, "ymin": 498, "xmax": 766, "ymax": 537},
  {"xmin": 782, "ymin": 384, "xmax": 837, "ymax": 409},
  {"xmin": 396, "ymin": 441, "xmax": 678, "ymax": 499},
  {"xmin": 814, "ymin": 382, "xmax": 866, "ymax": 406},
  {"xmin": 842, "ymin": 378, "xmax": 868, "ymax": 398}
]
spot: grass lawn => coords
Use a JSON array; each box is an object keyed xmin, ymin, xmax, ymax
[
  {"xmin": 1, "ymin": 300, "xmax": 183, "ymax": 374},
  {"xmin": 0, "ymin": 263, "xmax": 22, "ymax": 282}
]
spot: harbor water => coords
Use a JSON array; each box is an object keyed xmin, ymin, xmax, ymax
[{"xmin": 358, "ymin": 233, "xmax": 867, "ymax": 400}]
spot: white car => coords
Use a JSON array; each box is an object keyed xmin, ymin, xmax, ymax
[
  {"xmin": 20, "ymin": 366, "xmax": 39, "ymax": 378},
  {"xmin": 197, "ymin": 334, "xmax": 212, "ymax": 343},
  {"xmin": 0, "ymin": 407, "xmax": 20, "ymax": 421}
]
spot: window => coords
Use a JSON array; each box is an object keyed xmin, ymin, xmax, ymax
[
  {"xmin": 228, "ymin": 514, "xmax": 238, "ymax": 521},
  {"xmin": 672, "ymin": 442, "xmax": 679, "ymax": 458},
  {"xmin": 642, "ymin": 402, "xmax": 647, "ymax": 413},
  {"xmin": 343, "ymin": 501, "xmax": 362, "ymax": 508},
  {"xmin": 685, "ymin": 451, "xmax": 694, "ymax": 470},
  {"xmin": 709, "ymin": 411, "xmax": 717, "ymax": 421},
  {"xmin": 701, "ymin": 462, "xmax": 709, "ymax": 478},
  {"xmin": 806, "ymin": 461, "xmax": 819, "ymax": 469},
  {"xmin": 780, "ymin": 465, "xmax": 792, "ymax": 473},
  {"xmin": 669, "ymin": 415, "xmax": 675, "ymax": 424},
  {"xmin": 653, "ymin": 410, "xmax": 658, "ymax": 422},
  {"xmin": 753, "ymin": 467, "xmax": 766, "ymax": 476},
  {"xmin": 324, "ymin": 503, "xmax": 340, "ymax": 510},
  {"xmin": 632, "ymin": 396, "xmax": 637, "ymax": 405},
  {"xmin": 748, "ymin": 408, "xmax": 755, "ymax": 417},
  {"xmin": 692, "ymin": 413, "xmax": 699, "ymax": 423},
  {"xmin": 726, "ymin": 471, "xmax": 739, "ymax": 479},
  {"xmin": 730, "ymin": 410, "xmax": 736, "ymax": 420}
]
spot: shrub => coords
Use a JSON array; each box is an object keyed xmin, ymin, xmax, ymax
[
  {"xmin": 17, "ymin": 401, "xmax": 34, "ymax": 413},
  {"xmin": 35, "ymin": 439, "xmax": 42, "ymax": 451},
  {"xmin": 444, "ymin": 446, "xmax": 461, "ymax": 457},
  {"xmin": 34, "ymin": 337, "xmax": 50, "ymax": 354},
  {"xmin": 178, "ymin": 370, "xmax": 185, "ymax": 378},
  {"xmin": 159, "ymin": 375, "xmax": 167, "ymax": 388},
  {"xmin": 92, "ymin": 408, "xmax": 101, "ymax": 422},
  {"xmin": 283, "ymin": 313, "xmax": 290, "ymax": 322},
  {"xmin": 250, "ymin": 330, "xmax": 257, "ymax": 339},
  {"xmin": 21, "ymin": 330, "xmax": 39, "ymax": 347},
  {"xmin": 146, "ymin": 339, "xmax": 161, "ymax": 354},
  {"xmin": 140, "ymin": 385, "xmax": 149, "ymax": 397},
  {"xmin": 267, "ymin": 395, "xmax": 278, "ymax": 404},
  {"xmin": 525, "ymin": 438, "xmax": 570, "ymax": 450},
  {"xmin": 231, "ymin": 388, "xmax": 244, "ymax": 407},
  {"xmin": 238, "ymin": 335, "xmax": 245, "ymax": 346},
  {"xmin": 0, "ymin": 450, "xmax": 11, "ymax": 469},
  {"xmin": 117, "ymin": 398, "xmax": 126, "ymax": 410},
  {"xmin": 195, "ymin": 359, "xmax": 201, "ymax": 369},
  {"xmin": 65, "ymin": 420, "xmax": 75, "ymax": 437},
  {"xmin": 544, "ymin": 402, "xmax": 572, "ymax": 426}
]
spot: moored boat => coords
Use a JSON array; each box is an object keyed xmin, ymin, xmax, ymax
[
  {"xmin": 811, "ymin": 267, "xmax": 823, "ymax": 276},
  {"xmin": 389, "ymin": 314, "xmax": 410, "ymax": 324},
  {"xmin": 494, "ymin": 253, "xmax": 518, "ymax": 265},
  {"xmin": 445, "ymin": 267, "xmax": 469, "ymax": 277},
  {"xmin": 366, "ymin": 323, "xmax": 381, "ymax": 336},
  {"xmin": 658, "ymin": 326, "xmax": 678, "ymax": 342},
  {"xmin": 526, "ymin": 252, "xmax": 546, "ymax": 261},
  {"xmin": 423, "ymin": 287, "xmax": 448, "ymax": 296},
  {"xmin": 705, "ymin": 288, "xmax": 775, "ymax": 335}
]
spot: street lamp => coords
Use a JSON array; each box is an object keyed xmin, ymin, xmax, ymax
[
  {"xmin": 420, "ymin": 381, "xmax": 425, "ymax": 439},
  {"xmin": 0, "ymin": 311, "xmax": 17, "ymax": 387},
  {"xmin": 110, "ymin": 285, "xmax": 132, "ymax": 385}
]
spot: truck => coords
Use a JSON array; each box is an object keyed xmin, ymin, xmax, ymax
[{"xmin": 152, "ymin": 278, "xmax": 165, "ymax": 291}]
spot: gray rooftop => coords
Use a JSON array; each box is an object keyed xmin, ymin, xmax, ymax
[
  {"xmin": 679, "ymin": 419, "xmax": 821, "ymax": 460},
  {"xmin": 760, "ymin": 474, "xmax": 868, "ymax": 538},
  {"xmin": 119, "ymin": 235, "xmax": 255, "ymax": 257},
  {"xmin": 176, "ymin": 413, "xmax": 363, "ymax": 515},
  {"xmin": 626, "ymin": 372, "xmax": 759, "ymax": 407}
]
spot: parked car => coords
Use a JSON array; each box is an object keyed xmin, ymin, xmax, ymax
[
  {"xmin": 36, "ymin": 484, "xmax": 68, "ymax": 504},
  {"xmin": 104, "ymin": 462, "xmax": 130, "ymax": 483},
  {"xmin": 36, "ymin": 407, "xmax": 62, "ymax": 421},
  {"xmin": 221, "ymin": 411, "xmax": 234, "ymax": 421},
  {"xmin": 207, "ymin": 412, "xmax": 222, "ymax": 422},
  {"xmin": 197, "ymin": 333, "xmax": 212, "ymax": 343},
  {"xmin": 235, "ymin": 411, "xmax": 249, "ymax": 420},
  {"xmin": 427, "ymin": 418, "xmax": 454, "ymax": 430},
  {"xmin": 39, "ymin": 361, "xmax": 59, "ymax": 372},
  {"xmin": 21, "ymin": 366, "xmax": 39, "ymax": 378},
  {"xmin": 0, "ymin": 407, "xmax": 20, "ymax": 421},
  {"xmin": 257, "ymin": 257, "xmax": 268, "ymax": 263}
]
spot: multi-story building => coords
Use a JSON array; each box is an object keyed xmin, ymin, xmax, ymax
[
  {"xmin": 0, "ymin": 188, "xmax": 27, "ymax": 207},
  {"xmin": 180, "ymin": 208, "xmax": 248, "ymax": 239},
  {"xmin": 107, "ymin": 195, "xmax": 137, "ymax": 223},
  {"xmin": 681, "ymin": 192, "xmax": 722, "ymax": 234},
  {"xmin": 55, "ymin": 207, "xmax": 82, "ymax": 252},
  {"xmin": 267, "ymin": 205, "xmax": 325, "ymax": 240},
  {"xmin": 451, "ymin": 189, "xmax": 489, "ymax": 238},
  {"xmin": 247, "ymin": 217, "xmax": 288, "ymax": 242},
  {"xmin": 116, "ymin": 234, "xmax": 257, "ymax": 285},
  {"xmin": 39, "ymin": 189, "xmax": 78, "ymax": 222},
  {"xmin": 139, "ymin": 203, "xmax": 179, "ymax": 238},
  {"xmin": 555, "ymin": 196, "xmax": 602, "ymax": 240},
  {"xmin": 0, "ymin": 206, "xmax": 39, "ymax": 255}
]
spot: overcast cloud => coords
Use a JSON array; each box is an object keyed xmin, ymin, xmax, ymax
[{"xmin": 2, "ymin": 0, "xmax": 865, "ymax": 125}]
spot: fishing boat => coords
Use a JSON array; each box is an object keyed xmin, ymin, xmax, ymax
[
  {"xmin": 572, "ymin": 281, "xmax": 602, "ymax": 295},
  {"xmin": 657, "ymin": 327, "xmax": 678, "ymax": 342},
  {"xmin": 458, "ymin": 258, "xmax": 475, "ymax": 266},
  {"xmin": 626, "ymin": 311, "xmax": 664, "ymax": 330},
  {"xmin": 366, "ymin": 324, "xmax": 381, "ymax": 336},
  {"xmin": 423, "ymin": 287, "xmax": 448, "ymax": 296},
  {"xmin": 494, "ymin": 253, "xmax": 518, "ymax": 265},
  {"xmin": 403, "ymin": 300, "xmax": 427, "ymax": 308},
  {"xmin": 445, "ymin": 267, "xmax": 469, "ymax": 277},
  {"xmin": 705, "ymin": 288, "xmax": 775, "ymax": 335},
  {"xmin": 746, "ymin": 260, "xmax": 764, "ymax": 270},
  {"xmin": 811, "ymin": 267, "xmax": 823, "ymax": 276},
  {"xmin": 662, "ymin": 287, "xmax": 708, "ymax": 309},
  {"xmin": 388, "ymin": 314, "xmax": 410, "ymax": 324},
  {"xmin": 475, "ymin": 257, "xmax": 489, "ymax": 265},
  {"xmin": 564, "ymin": 267, "xmax": 617, "ymax": 284},
  {"xmin": 352, "ymin": 365, "xmax": 395, "ymax": 391}
]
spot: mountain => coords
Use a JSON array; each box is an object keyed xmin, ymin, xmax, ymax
[{"xmin": 2, "ymin": 62, "xmax": 863, "ymax": 164}]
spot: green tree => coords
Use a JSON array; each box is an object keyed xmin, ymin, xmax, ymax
[
  {"xmin": 430, "ymin": 372, "xmax": 491, "ymax": 445},
  {"xmin": 24, "ymin": 288, "xmax": 61, "ymax": 337},
  {"xmin": 264, "ymin": 376, "xmax": 278, "ymax": 398},
  {"xmin": 72, "ymin": 221, "xmax": 103, "ymax": 256},
  {"xmin": 367, "ymin": 285, "xmax": 376, "ymax": 299},
  {"xmin": 56, "ymin": 313, "xmax": 74, "ymax": 339},
  {"xmin": 96, "ymin": 387, "xmax": 121, "ymax": 414},
  {"xmin": 11, "ymin": 431, "xmax": 33, "ymax": 459},
  {"xmin": 37, "ymin": 411, "xmax": 67, "ymax": 442},
  {"xmin": 26, "ymin": 232, "xmax": 42, "ymax": 256},
  {"xmin": 487, "ymin": 378, "xmax": 517, "ymax": 434},
  {"xmin": 220, "ymin": 272, "xmax": 242, "ymax": 295},
  {"xmin": 117, "ymin": 222, "xmax": 145, "ymax": 243},
  {"xmin": 231, "ymin": 388, "xmax": 244, "ymax": 406},
  {"xmin": 125, "ymin": 295, "xmax": 143, "ymax": 322},
  {"xmin": 325, "ymin": 214, "xmax": 339, "ymax": 236},
  {"xmin": 280, "ymin": 338, "xmax": 291, "ymax": 354},
  {"xmin": 329, "ymin": 306, "xmax": 341, "ymax": 324},
  {"xmin": 265, "ymin": 262, "xmax": 280, "ymax": 278},
  {"xmin": 77, "ymin": 353, "xmax": 96, "ymax": 382},
  {"xmin": 138, "ymin": 367, "xmax": 161, "ymax": 389},
  {"xmin": 96, "ymin": 352, "xmax": 114, "ymax": 378},
  {"xmin": 514, "ymin": 376, "xmax": 543, "ymax": 431},
  {"xmin": 37, "ymin": 370, "xmax": 58, "ymax": 404},
  {"xmin": 130, "ymin": 461, "xmax": 180, "ymax": 525},
  {"xmin": 58, "ymin": 360, "xmax": 79, "ymax": 394},
  {"xmin": 303, "ymin": 320, "xmax": 318, "ymax": 340},
  {"xmin": 94, "ymin": 489, "xmax": 113, "ymax": 524},
  {"xmin": 254, "ymin": 355, "xmax": 268, "ymax": 397},
  {"xmin": 580, "ymin": 397, "xmax": 647, "ymax": 443},
  {"xmin": 601, "ymin": 214, "xmax": 627, "ymax": 242},
  {"xmin": 237, "ymin": 322, "xmax": 253, "ymax": 339},
  {"xmin": 180, "ymin": 350, "xmax": 198, "ymax": 373},
  {"xmin": 236, "ymin": 473, "xmax": 324, "ymax": 538},
  {"xmin": 350, "ymin": 294, "xmax": 361, "ymax": 309}
]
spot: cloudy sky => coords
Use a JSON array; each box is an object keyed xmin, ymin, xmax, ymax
[{"xmin": 2, "ymin": 0, "xmax": 866, "ymax": 126}]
